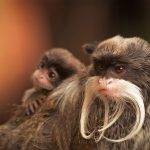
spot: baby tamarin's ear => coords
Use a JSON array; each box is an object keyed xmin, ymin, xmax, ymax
[{"xmin": 82, "ymin": 42, "xmax": 97, "ymax": 54}]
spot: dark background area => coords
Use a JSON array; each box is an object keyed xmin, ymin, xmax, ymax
[{"xmin": 0, "ymin": 0, "xmax": 150, "ymax": 123}]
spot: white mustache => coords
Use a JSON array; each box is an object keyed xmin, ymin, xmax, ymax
[{"xmin": 80, "ymin": 77, "xmax": 145, "ymax": 143}]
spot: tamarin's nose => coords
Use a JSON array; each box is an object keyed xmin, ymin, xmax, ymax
[{"xmin": 99, "ymin": 78, "xmax": 113, "ymax": 85}]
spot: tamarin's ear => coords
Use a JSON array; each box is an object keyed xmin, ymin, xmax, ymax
[{"xmin": 82, "ymin": 43, "xmax": 97, "ymax": 54}]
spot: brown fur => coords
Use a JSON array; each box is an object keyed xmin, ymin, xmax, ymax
[{"xmin": 1, "ymin": 36, "xmax": 150, "ymax": 150}]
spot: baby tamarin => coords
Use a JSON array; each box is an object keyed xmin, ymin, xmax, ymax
[
  {"xmin": 0, "ymin": 48, "xmax": 85, "ymax": 149},
  {"xmin": 22, "ymin": 48, "xmax": 85, "ymax": 115}
]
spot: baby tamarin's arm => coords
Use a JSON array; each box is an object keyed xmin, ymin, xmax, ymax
[
  {"xmin": 22, "ymin": 48, "xmax": 85, "ymax": 115},
  {"xmin": 22, "ymin": 88, "xmax": 49, "ymax": 115}
]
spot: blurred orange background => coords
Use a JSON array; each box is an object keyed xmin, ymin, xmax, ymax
[{"xmin": 0, "ymin": 0, "xmax": 150, "ymax": 123}]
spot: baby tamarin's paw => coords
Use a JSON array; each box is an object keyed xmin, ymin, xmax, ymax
[{"xmin": 24, "ymin": 95, "xmax": 46, "ymax": 116}]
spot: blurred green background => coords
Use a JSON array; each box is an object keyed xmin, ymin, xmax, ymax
[{"xmin": 0, "ymin": 0, "xmax": 150, "ymax": 123}]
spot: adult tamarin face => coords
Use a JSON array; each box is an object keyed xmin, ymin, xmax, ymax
[{"xmin": 81, "ymin": 36, "xmax": 150, "ymax": 143}]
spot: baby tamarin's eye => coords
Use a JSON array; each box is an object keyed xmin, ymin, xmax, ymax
[
  {"xmin": 48, "ymin": 71, "xmax": 56, "ymax": 78},
  {"xmin": 113, "ymin": 64, "xmax": 126, "ymax": 74},
  {"xmin": 39, "ymin": 62, "xmax": 45, "ymax": 68},
  {"xmin": 48, "ymin": 68, "xmax": 58, "ymax": 79}
]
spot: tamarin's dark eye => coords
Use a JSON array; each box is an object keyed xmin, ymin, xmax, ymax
[
  {"xmin": 39, "ymin": 62, "xmax": 45, "ymax": 68},
  {"xmin": 98, "ymin": 64, "xmax": 105, "ymax": 70},
  {"xmin": 48, "ymin": 71, "xmax": 56, "ymax": 78},
  {"xmin": 48, "ymin": 68, "xmax": 58, "ymax": 79},
  {"xmin": 114, "ymin": 65, "xmax": 126, "ymax": 74},
  {"xmin": 93, "ymin": 58, "xmax": 105, "ymax": 71}
]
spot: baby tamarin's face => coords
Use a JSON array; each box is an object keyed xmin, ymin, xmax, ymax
[
  {"xmin": 23, "ymin": 48, "xmax": 85, "ymax": 115},
  {"xmin": 32, "ymin": 48, "xmax": 85, "ymax": 91},
  {"xmin": 32, "ymin": 61, "xmax": 60, "ymax": 91}
]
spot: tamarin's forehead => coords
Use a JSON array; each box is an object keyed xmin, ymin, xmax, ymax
[
  {"xmin": 93, "ymin": 35, "xmax": 147, "ymax": 58},
  {"xmin": 97, "ymin": 35, "xmax": 123, "ymax": 49},
  {"xmin": 97, "ymin": 36, "xmax": 126, "ymax": 54}
]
